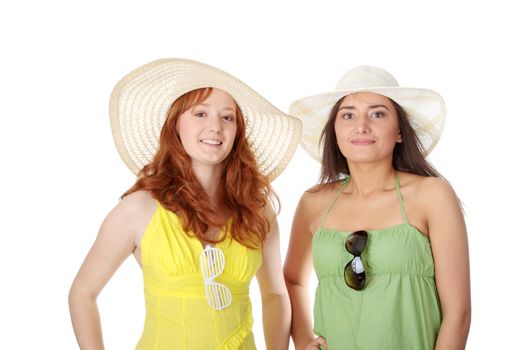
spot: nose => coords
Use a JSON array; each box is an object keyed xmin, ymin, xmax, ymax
[
  {"xmin": 355, "ymin": 115, "xmax": 370, "ymax": 134},
  {"xmin": 207, "ymin": 114, "xmax": 223, "ymax": 133}
]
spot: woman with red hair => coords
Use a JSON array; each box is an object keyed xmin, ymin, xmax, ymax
[{"xmin": 69, "ymin": 58, "xmax": 301, "ymax": 349}]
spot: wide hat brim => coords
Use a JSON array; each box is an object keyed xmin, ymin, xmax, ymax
[
  {"xmin": 289, "ymin": 85, "xmax": 446, "ymax": 163},
  {"xmin": 110, "ymin": 58, "xmax": 302, "ymax": 181}
]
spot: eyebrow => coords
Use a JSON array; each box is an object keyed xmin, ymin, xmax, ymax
[
  {"xmin": 338, "ymin": 104, "xmax": 390, "ymax": 111},
  {"xmin": 369, "ymin": 104, "xmax": 390, "ymax": 110},
  {"xmin": 197, "ymin": 103, "xmax": 236, "ymax": 112}
]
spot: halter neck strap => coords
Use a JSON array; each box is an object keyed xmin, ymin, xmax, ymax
[
  {"xmin": 319, "ymin": 177, "xmax": 350, "ymax": 228},
  {"xmin": 395, "ymin": 174, "xmax": 409, "ymax": 224}
]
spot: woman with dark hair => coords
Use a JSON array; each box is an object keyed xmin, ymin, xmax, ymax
[
  {"xmin": 69, "ymin": 58, "xmax": 301, "ymax": 349},
  {"xmin": 284, "ymin": 66, "xmax": 470, "ymax": 350}
]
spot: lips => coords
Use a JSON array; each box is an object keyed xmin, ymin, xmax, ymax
[
  {"xmin": 200, "ymin": 139, "xmax": 223, "ymax": 145},
  {"xmin": 351, "ymin": 139, "xmax": 375, "ymax": 145}
]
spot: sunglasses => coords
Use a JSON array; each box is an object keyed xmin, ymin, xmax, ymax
[
  {"xmin": 200, "ymin": 245, "xmax": 232, "ymax": 310},
  {"xmin": 344, "ymin": 230, "xmax": 368, "ymax": 290}
]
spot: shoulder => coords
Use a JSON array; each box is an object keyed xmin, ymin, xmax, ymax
[
  {"xmin": 399, "ymin": 173, "xmax": 460, "ymax": 213},
  {"xmin": 398, "ymin": 172, "xmax": 455, "ymax": 196},
  {"xmin": 294, "ymin": 181, "xmax": 342, "ymax": 232},
  {"xmin": 120, "ymin": 190, "xmax": 157, "ymax": 212},
  {"xmin": 418, "ymin": 176, "xmax": 457, "ymax": 201},
  {"xmin": 263, "ymin": 197, "xmax": 278, "ymax": 223},
  {"xmin": 94, "ymin": 190, "xmax": 158, "ymax": 248},
  {"xmin": 300, "ymin": 181, "xmax": 340, "ymax": 210},
  {"xmin": 111, "ymin": 190, "xmax": 158, "ymax": 228}
]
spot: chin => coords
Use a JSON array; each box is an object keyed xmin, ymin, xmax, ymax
[
  {"xmin": 345, "ymin": 152, "xmax": 376, "ymax": 161},
  {"xmin": 206, "ymin": 157, "xmax": 230, "ymax": 166}
]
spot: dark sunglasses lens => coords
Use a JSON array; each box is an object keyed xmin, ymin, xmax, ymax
[
  {"xmin": 344, "ymin": 260, "xmax": 366, "ymax": 290},
  {"xmin": 345, "ymin": 230, "xmax": 368, "ymax": 256}
]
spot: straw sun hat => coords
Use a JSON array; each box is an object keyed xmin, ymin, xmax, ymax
[
  {"xmin": 289, "ymin": 65, "xmax": 446, "ymax": 162},
  {"xmin": 110, "ymin": 58, "xmax": 302, "ymax": 181}
]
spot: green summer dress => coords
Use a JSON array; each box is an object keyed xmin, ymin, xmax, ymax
[{"xmin": 312, "ymin": 176, "xmax": 442, "ymax": 349}]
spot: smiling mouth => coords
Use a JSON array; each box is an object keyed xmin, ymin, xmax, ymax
[{"xmin": 200, "ymin": 139, "xmax": 223, "ymax": 146}]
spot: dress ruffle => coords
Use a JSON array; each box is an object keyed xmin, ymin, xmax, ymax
[{"xmin": 220, "ymin": 304, "xmax": 255, "ymax": 349}]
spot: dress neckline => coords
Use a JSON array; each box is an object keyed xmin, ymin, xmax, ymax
[{"xmin": 315, "ymin": 173, "xmax": 428, "ymax": 240}]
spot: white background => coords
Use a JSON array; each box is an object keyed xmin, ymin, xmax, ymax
[{"xmin": 1, "ymin": 0, "xmax": 523, "ymax": 349}]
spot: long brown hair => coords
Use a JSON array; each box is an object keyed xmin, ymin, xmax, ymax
[
  {"xmin": 123, "ymin": 88, "xmax": 276, "ymax": 248},
  {"xmin": 319, "ymin": 95, "xmax": 442, "ymax": 184}
]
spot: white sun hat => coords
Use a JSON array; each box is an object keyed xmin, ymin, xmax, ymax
[
  {"xmin": 110, "ymin": 58, "xmax": 302, "ymax": 181},
  {"xmin": 288, "ymin": 65, "xmax": 446, "ymax": 162}
]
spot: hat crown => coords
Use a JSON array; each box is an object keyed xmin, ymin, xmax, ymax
[{"xmin": 335, "ymin": 65, "xmax": 399, "ymax": 90}]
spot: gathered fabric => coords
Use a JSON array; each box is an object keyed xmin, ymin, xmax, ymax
[
  {"xmin": 136, "ymin": 202, "xmax": 262, "ymax": 350},
  {"xmin": 312, "ymin": 176, "xmax": 442, "ymax": 350}
]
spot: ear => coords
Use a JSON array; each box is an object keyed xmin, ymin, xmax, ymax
[{"xmin": 396, "ymin": 132, "xmax": 403, "ymax": 143}]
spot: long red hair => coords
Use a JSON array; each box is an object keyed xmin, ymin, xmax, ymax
[{"xmin": 123, "ymin": 88, "xmax": 276, "ymax": 248}]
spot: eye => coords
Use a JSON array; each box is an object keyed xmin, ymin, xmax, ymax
[
  {"xmin": 370, "ymin": 111, "xmax": 385, "ymax": 118},
  {"xmin": 194, "ymin": 111, "xmax": 207, "ymax": 118},
  {"xmin": 222, "ymin": 115, "xmax": 235, "ymax": 122},
  {"xmin": 340, "ymin": 112, "xmax": 354, "ymax": 120}
]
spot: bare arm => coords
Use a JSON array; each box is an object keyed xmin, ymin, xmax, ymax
[
  {"xmin": 423, "ymin": 178, "xmax": 471, "ymax": 350},
  {"xmin": 256, "ymin": 207, "xmax": 291, "ymax": 349},
  {"xmin": 68, "ymin": 191, "xmax": 155, "ymax": 349},
  {"xmin": 283, "ymin": 192, "xmax": 325, "ymax": 350}
]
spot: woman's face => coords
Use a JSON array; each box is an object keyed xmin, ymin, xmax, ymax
[
  {"xmin": 334, "ymin": 92, "xmax": 402, "ymax": 164},
  {"xmin": 177, "ymin": 88, "xmax": 238, "ymax": 169}
]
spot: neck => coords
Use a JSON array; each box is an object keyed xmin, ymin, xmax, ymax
[
  {"xmin": 346, "ymin": 161, "xmax": 396, "ymax": 196},
  {"xmin": 192, "ymin": 163, "xmax": 224, "ymax": 209}
]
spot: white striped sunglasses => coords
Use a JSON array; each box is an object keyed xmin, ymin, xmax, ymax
[{"xmin": 199, "ymin": 245, "xmax": 232, "ymax": 310}]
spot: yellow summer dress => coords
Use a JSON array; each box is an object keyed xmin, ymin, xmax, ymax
[{"xmin": 135, "ymin": 202, "xmax": 262, "ymax": 350}]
